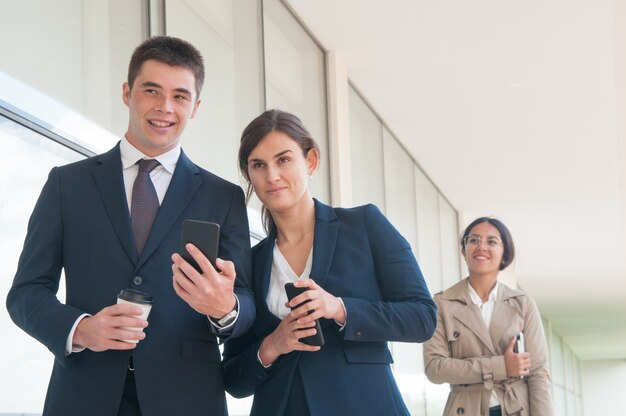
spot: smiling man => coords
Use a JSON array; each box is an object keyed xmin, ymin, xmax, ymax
[{"xmin": 6, "ymin": 36, "xmax": 254, "ymax": 416}]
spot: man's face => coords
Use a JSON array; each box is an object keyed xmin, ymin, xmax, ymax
[{"xmin": 123, "ymin": 59, "xmax": 201, "ymax": 157}]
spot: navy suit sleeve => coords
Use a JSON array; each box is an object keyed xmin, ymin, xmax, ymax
[
  {"xmin": 222, "ymin": 240, "xmax": 273, "ymax": 398},
  {"xmin": 341, "ymin": 204, "xmax": 437, "ymax": 343},
  {"xmin": 211, "ymin": 185, "xmax": 255, "ymax": 340},
  {"xmin": 222, "ymin": 328, "xmax": 271, "ymax": 398},
  {"xmin": 6, "ymin": 167, "xmax": 85, "ymax": 362}
]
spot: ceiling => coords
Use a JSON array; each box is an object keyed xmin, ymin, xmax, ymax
[{"xmin": 286, "ymin": 0, "xmax": 626, "ymax": 360}]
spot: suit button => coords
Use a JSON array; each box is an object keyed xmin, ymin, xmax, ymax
[
  {"xmin": 456, "ymin": 408, "xmax": 464, "ymax": 414},
  {"xmin": 133, "ymin": 276, "xmax": 143, "ymax": 286},
  {"xmin": 453, "ymin": 331, "xmax": 460, "ymax": 338},
  {"xmin": 354, "ymin": 330, "xmax": 362, "ymax": 338}
]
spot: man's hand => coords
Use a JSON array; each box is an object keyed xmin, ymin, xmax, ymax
[
  {"xmin": 172, "ymin": 243, "xmax": 237, "ymax": 319},
  {"xmin": 73, "ymin": 304, "xmax": 148, "ymax": 352}
]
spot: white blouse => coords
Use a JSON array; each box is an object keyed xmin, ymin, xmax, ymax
[
  {"xmin": 468, "ymin": 281, "xmax": 500, "ymax": 408},
  {"xmin": 266, "ymin": 243, "xmax": 313, "ymax": 319}
]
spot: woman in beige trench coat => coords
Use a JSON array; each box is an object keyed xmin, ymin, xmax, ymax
[{"xmin": 424, "ymin": 217, "xmax": 553, "ymax": 416}]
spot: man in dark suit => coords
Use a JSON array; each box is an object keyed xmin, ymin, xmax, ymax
[{"xmin": 6, "ymin": 36, "xmax": 254, "ymax": 416}]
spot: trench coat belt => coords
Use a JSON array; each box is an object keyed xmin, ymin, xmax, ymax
[{"xmin": 451, "ymin": 379, "xmax": 525, "ymax": 414}]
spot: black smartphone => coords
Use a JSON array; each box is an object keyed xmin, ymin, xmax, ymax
[
  {"xmin": 514, "ymin": 332, "xmax": 525, "ymax": 354},
  {"xmin": 514, "ymin": 332, "xmax": 526, "ymax": 378},
  {"xmin": 284, "ymin": 283, "xmax": 325, "ymax": 347},
  {"xmin": 181, "ymin": 220, "xmax": 220, "ymax": 273}
]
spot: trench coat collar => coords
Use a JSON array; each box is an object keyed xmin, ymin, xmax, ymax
[
  {"xmin": 441, "ymin": 278, "xmax": 525, "ymax": 355},
  {"xmin": 440, "ymin": 277, "xmax": 525, "ymax": 306}
]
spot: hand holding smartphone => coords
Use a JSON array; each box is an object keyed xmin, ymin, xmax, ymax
[
  {"xmin": 180, "ymin": 220, "xmax": 220, "ymax": 273},
  {"xmin": 514, "ymin": 332, "xmax": 525, "ymax": 354},
  {"xmin": 284, "ymin": 283, "xmax": 325, "ymax": 347}
]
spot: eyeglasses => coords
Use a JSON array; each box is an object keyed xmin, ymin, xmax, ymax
[{"xmin": 464, "ymin": 234, "xmax": 502, "ymax": 248}]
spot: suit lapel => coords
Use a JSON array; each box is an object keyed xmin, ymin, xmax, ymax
[
  {"xmin": 93, "ymin": 144, "xmax": 137, "ymax": 264},
  {"xmin": 255, "ymin": 200, "xmax": 338, "ymax": 333},
  {"xmin": 256, "ymin": 233, "xmax": 281, "ymax": 328},
  {"xmin": 138, "ymin": 150, "xmax": 201, "ymax": 268},
  {"xmin": 310, "ymin": 200, "xmax": 338, "ymax": 289}
]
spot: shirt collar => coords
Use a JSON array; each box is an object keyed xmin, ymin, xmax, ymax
[
  {"xmin": 468, "ymin": 280, "xmax": 499, "ymax": 306},
  {"xmin": 120, "ymin": 135, "xmax": 180, "ymax": 174}
]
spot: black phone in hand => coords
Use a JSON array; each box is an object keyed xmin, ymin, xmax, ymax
[
  {"xmin": 284, "ymin": 283, "xmax": 325, "ymax": 346},
  {"xmin": 181, "ymin": 220, "xmax": 220, "ymax": 273},
  {"xmin": 514, "ymin": 332, "xmax": 525, "ymax": 353}
]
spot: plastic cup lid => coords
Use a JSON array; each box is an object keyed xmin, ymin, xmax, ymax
[{"xmin": 118, "ymin": 288, "xmax": 153, "ymax": 304}]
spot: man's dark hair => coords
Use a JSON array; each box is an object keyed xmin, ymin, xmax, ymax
[{"xmin": 127, "ymin": 36, "xmax": 205, "ymax": 97}]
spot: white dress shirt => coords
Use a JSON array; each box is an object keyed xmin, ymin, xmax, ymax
[
  {"xmin": 468, "ymin": 280, "xmax": 500, "ymax": 408},
  {"xmin": 257, "ymin": 244, "xmax": 313, "ymax": 368},
  {"xmin": 119, "ymin": 136, "xmax": 179, "ymax": 209},
  {"xmin": 266, "ymin": 244, "xmax": 313, "ymax": 319}
]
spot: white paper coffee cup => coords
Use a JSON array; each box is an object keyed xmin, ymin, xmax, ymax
[{"xmin": 117, "ymin": 288, "xmax": 153, "ymax": 343}]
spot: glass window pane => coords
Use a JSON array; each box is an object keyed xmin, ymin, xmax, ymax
[
  {"xmin": 564, "ymin": 343, "xmax": 574, "ymax": 391},
  {"xmin": 551, "ymin": 330, "xmax": 565, "ymax": 386},
  {"xmin": 0, "ymin": 0, "xmax": 145, "ymax": 135},
  {"xmin": 425, "ymin": 380, "xmax": 449, "ymax": 416},
  {"xmin": 415, "ymin": 167, "xmax": 443, "ymax": 294},
  {"xmin": 574, "ymin": 355, "xmax": 583, "ymax": 394},
  {"xmin": 567, "ymin": 390, "xmax": 577, "ymax": 416},
  {"xmin": 439, "ymin": 195, "xmax": 461, "ymax": 289},
  {"xmin": 383, "ymin": 127, "xmax": 417, "ymax": 251},
  {"xmin": 349, "ymin": 87, "xmax": 385, "ymax": 209},
  {"xmin": 553, "ymin": 386, "xmax": 567, "ymax": 416},
  {"xmin": 576, "ymin": 395, "xmax": 584, "ymax": 416},
  {"xmin": 391, "ymin": 342, "xmax": 426, "ymax": 415},
  {"xmin": 262, "ymin": 0, "xmax": 330, "ymax": 203},
  {"xmin": 166, "ymin": 0, "xmax": 265, "ymax": 185},
  {"xmin": 0, "ymin": 116, "xmax": 84, "ymax": 413}
]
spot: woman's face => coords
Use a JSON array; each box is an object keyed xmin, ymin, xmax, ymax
[
  {"xmin": 463, "ymin": 222, "xmax": 505, "ymax": 276},
  {"xmin": 246, "ymin": 130, "xmax": 317, "ymax": 214}
]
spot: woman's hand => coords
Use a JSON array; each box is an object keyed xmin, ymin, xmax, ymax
[
  {"xmin": 504, "ymin": 336, "xmax": 532, "ymax": 377},
  {"xmin": 258, "ymin": 314, "xmax": 321, "ymax": 366},
  {"xmin": 288, "ymin": 279, "xmax": 346, "ymax": 325}
]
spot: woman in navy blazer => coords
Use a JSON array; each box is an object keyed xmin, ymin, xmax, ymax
[{"xmin": 223, "ymin": 109, "xmax": 437, "ymax": 415}]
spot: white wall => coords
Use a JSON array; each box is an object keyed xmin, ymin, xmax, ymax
[{"xmin": 581, "ymin": 360, "xmax": 626, "ymax": 414}]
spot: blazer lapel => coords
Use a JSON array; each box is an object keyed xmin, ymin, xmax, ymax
[
  {"xmin": 309, "ymin": 199, "xmax": 338, "ymax": 289},
  {"xmin": 138, "ymin": 150, "xmax": 201, "ymax": 267},
  {"xmin": 93, "ymin": 144, "xmax": 137, "ymax": 264},
  {"xmin": 256, "ymin": 233, "xmax": 282, "ymax": 329}
]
